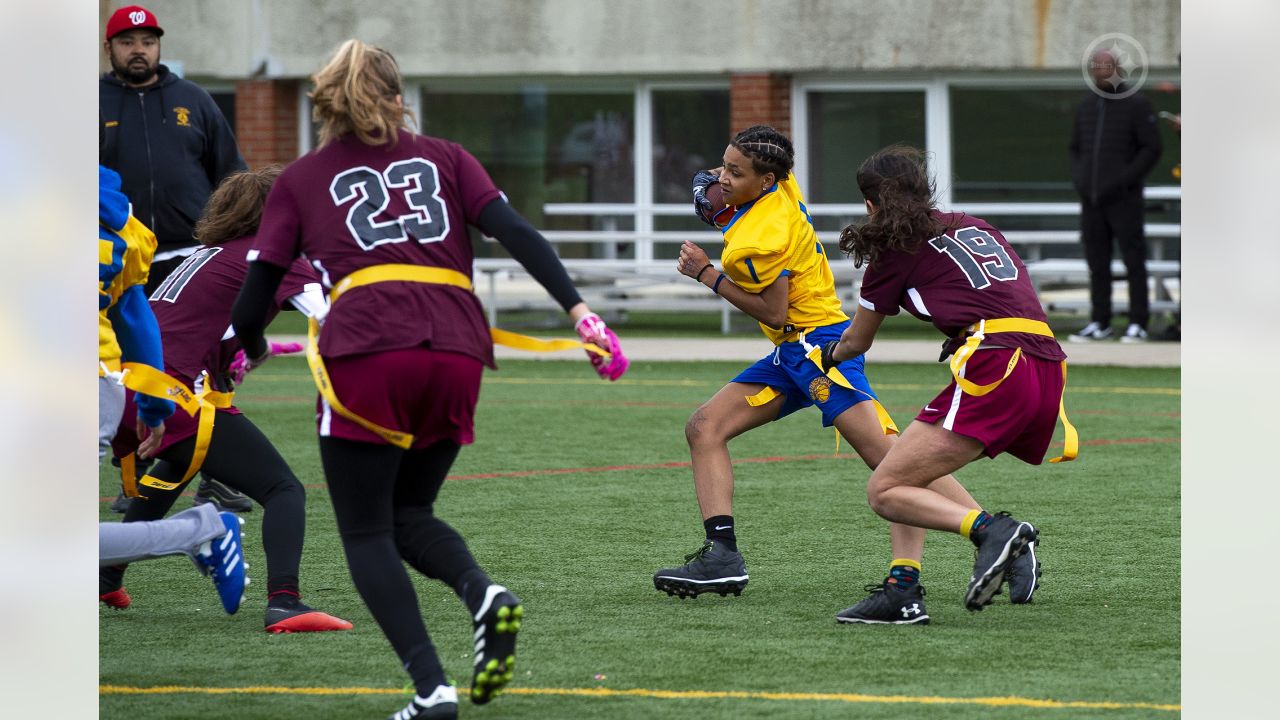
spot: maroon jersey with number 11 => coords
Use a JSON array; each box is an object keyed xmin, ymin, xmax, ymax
[
  {"xmin": 150, "ymin": 234, "xmax": 319, "ymax": 384},
  {"xmin": 249, "ymin": 129, "xmax": 504, "ymax": 367},
  {"xmin": 857, "ymin": 211, "xmax": 1066, "ymax": 362}
]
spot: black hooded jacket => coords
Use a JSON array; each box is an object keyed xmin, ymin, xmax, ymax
[
  {"xmin": 100, "ymin": 64, "xmax": 247, "ymax": 254},
  {"xmin": 1068, "ymin": 88, "xmax": 1162, "ymax": 206}
]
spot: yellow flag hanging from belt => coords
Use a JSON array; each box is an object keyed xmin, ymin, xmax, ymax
[
  {"xmin": 955, "ymin": 319, "xmax": 1078, "ymax": 463},
  {"xmin": 309, "ymin": 264, "xmax": 610, "ymax": 450}
]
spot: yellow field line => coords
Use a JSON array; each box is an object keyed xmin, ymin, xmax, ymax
[{"xmin": 98, "ymin": 684, "xmax": 1179, "ymax": 712}]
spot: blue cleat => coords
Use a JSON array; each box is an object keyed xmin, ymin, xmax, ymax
[{"xmin": 195, "ymin": 512, "xmax": 248, "ymax": 614}]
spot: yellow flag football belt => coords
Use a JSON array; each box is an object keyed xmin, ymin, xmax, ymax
[
  {"xmin": 952, "ymin": 318, "xmax": 1077, "ymax": 463},
  {"xmin": 118, "ymin": 369, "xmax": 232, "ymax": 498},
  {"xmin": 742, "ymin": 330, "xmax": 900, "ymax": 439},
  {"xmin": 311, "ymin": 264, "xmax": 611, "ymax": 449}
]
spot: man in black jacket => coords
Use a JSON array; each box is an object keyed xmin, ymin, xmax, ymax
[
  {"xmin": 100, "ymin": 4, "xmax": 252, "ymax": 514},
  {"xmin": 1068, "ymin": 48, "xmax": 1163, "ymax": 343}
]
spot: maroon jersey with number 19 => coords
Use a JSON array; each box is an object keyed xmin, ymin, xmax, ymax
[
  {"xmin": 249, "ymin": 129, "xmax": 504, "ymax": 367},
  {"xmin": 857, "ymin": 211, "xmax": 1066, "ymax": 362}
]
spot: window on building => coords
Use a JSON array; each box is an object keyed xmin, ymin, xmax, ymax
[
  {"xmin": 420, "ymin": 86, "xmax": 633, "ymax": 259},
  {"xmin": 949, "ymin": 86, "xmax": 1181, "ymax": 204},
  {"xmin": 651, "ymin": 89, "xmax": 730, "ymax": 205},
  {"xmin": 805, "ymin": 91, "xmax": 927, "ymax": 207},
  {"xmin": 422, "ymin": 88, "xmax": 634, "ymax": 223},
  {"xmin": 209, "ymin": 90, "xmax": 236, "ymax": 135},
  {"xmin": 950, "ymin": 88, "xmax": 1081, "ymax": 203},
  {"xmin": 651, "ymin": 88, "xmax": 731, "ymax": 259}
]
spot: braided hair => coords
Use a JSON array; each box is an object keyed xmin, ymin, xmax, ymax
[
  {"xmin": 730, "ymin": 125, "xmax": 794, "ymax": 182},
  {"xmin": 837, "ymin": 145, "xmax": 946, "ymax": 268}
]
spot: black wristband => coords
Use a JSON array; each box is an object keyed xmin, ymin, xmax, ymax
[
  {"xmin": 712, "ymin": 273, "xmax": 728, "ymax": 294},
  {"xmin": 694, "ymin": 263, "xmax": 714, "ymax": 283}
]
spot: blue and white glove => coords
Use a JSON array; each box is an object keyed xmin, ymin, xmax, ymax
[{"xmin": 692, "ymin": 169, "xmax": 720, "ymax": 226}]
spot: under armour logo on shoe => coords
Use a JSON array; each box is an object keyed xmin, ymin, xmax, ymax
[{"xmin": 901, "ymin": 603, "xmax": 922, "ymax": 617}]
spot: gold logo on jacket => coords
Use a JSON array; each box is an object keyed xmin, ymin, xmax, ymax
[
  {"xmin": 808, "ymin": 376, "xmax": 832, "ymax": 403},
  {"xmin": 173, "ymin": 106, "xmax": 191, "ymax": 127}
]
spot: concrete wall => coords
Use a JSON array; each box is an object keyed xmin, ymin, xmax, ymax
[{"xmin": 106, "ymin": 0, "xmax": 1180, "ymax": 80}]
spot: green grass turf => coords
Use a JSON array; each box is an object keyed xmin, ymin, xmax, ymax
[{"xmin": 99, "ymin": 358, "xmax": 1180, "ymax": 719}]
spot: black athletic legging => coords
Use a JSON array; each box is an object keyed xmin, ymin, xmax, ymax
[
  {"xmin": 319, "ymin": 436, "xmax": 490, "ymax": 695},
  {"xmin": 102, "ymin": 412, "xmax": 305, "ymax": 596}
]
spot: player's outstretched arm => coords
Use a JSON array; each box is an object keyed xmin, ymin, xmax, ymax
[
  {"xmin": 477, "ymin": 198, "xmax": 628, "ymax": 380},
  {"xmin": 822, "ymin": 308, "xmax": 886, "ymax": 371}
]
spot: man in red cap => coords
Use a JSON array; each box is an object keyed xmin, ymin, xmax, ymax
[{"xmin": 101, "ymin": 4, "xmax": 252, "ymax": 515}]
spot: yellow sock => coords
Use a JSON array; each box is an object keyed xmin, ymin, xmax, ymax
[
  {"xmin": 889, "ymin": 558, "xmax": 921, "ymax": 571},
  {"xmin": 959, "ymin": 509, "xmax": 983, "ymax": 539}
]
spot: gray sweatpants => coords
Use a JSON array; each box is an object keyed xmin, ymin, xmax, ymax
[
  {"xmin": 99, "ymin": 374, "xmax": 126, "ymax": 461},
  {"xmin": 98, "ymin": 503, "xmax": 226, "ymax": 566}
]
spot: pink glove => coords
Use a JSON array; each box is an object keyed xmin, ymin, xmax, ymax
[
  {"xmin": 574, "ymin": 313, "xmax": 629, "ymax": 381},
  {"xmin": 228, "ymin": 342, "xmax": 304, "ymax": 385}
]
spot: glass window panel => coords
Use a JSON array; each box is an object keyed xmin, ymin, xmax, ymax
[
  {"xmin": 805, "ymin": 91, "xmax": 926, "ymax": 203},
  {"xmin": 422, "ymin": 88, "xmax": 634, "ymax": 227},
  {"xmin": 209, "ymin": 91, "xmax": 236, "ymax": 134},
  {"xmin": 651, "ymin": 89, "xmax": 731, "ymax": 204},
  {"xmin": 1146, "ymin": 85, "xmax": 1182, "ymax": 189},
  {"xmin": 950, "ymin": 87, "xmax": 1180, "ymax": 203},
  {"xmin": 951, "ymin": 88, "xmax": 1080, "ymax": 202}
]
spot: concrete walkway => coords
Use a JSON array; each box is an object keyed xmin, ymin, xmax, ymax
[{"xmin": 489, "ymin": 337, "xmax": 1180, "ymax": 367}]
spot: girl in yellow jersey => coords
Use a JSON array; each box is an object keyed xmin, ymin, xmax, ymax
[{"xmin": 653, "ymin": 127, "xmax": 983, "ymax": 626}]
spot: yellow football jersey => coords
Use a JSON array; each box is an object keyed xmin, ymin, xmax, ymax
[
  {"xmin": 719, "ymin": 175, "xmax": 848, "ymax": 345},
  {"xmin": 99, "ymin": 215, "xmax": 157, "ymax": 373}
]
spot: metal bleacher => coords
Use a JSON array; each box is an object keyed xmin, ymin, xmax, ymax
[{"xmin": 473, "ymin": 187, "xmax": 1181, "ymax": 333}]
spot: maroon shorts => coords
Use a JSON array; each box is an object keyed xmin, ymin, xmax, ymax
[
  {"xmin": 914, "ymin": 348, "xmax": 1065, "ymax": 465},
  {"xmin": 319, "ymin": 347, "xmax": 482, "ymax": 449},
  {"xmin": 111, "ymin": 378, "xmax": 242, "ymax": 460}
]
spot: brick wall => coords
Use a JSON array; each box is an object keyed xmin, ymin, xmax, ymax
[
  {"xmin": 730, "ymin": 73, "xmax": 792, "ymax": 138},
  {"xmin": 234, "ymin": 80, "xmax": 299, "ymax": 169}
]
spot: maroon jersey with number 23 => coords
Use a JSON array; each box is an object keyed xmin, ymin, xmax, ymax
[{"xmin": 249, "ymin": 129, "xmax": 505, "ymax": 367}]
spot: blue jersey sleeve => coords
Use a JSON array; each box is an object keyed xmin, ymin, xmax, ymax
[{"xmin": 108, "ymin": 285, "xmax": 175, "ymax": 427}]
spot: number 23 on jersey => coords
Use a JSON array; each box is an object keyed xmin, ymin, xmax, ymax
[{"xmin": 329, "ymin": 158, "xmax": 451, "ymax": 251}]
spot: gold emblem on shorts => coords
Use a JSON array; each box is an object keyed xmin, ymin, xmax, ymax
[
  {"xmin": 173, "ymin": 106, "xmax": 191, "ymax": 127},
  {"xmin": 808, "ymin": 376, "xmax": 832, "ymax": 403}
]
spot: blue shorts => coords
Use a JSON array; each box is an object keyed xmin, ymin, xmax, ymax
[{"xmin": 731, "ymin": 320, "xmax": 880, "ymax": 428}]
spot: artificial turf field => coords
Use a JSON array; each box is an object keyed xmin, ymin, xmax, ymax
[{"xmin": 99, "ymin": 357, "xmax": 1180, "ymax": 719}]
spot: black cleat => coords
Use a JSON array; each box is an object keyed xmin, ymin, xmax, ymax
[
  {"xmin": 109, "ymin": 491, "xmax": 133, "ymax": 514},
  {"xmin": 965, "ymin": 512, "xmax": 1038, "ymax": 611},
  {"xmin": 388, "ymin": 685, "xmax": 458, "ymax": 720},
  {"xmin": 836, "ymin": 580, "xmax": 930, "ymax": 625},
  {"xmin": 193, "ymin": 477, "xmax": 254, "ymax": 513},
  {"xmin": 470, "ymin": 585, "xmax": 522, "ymax": 705},
  {"xmin": 1006, "ymin": 536, "xmax": 1042, "ymax": 604},
  {"xmin": 653, "ymin": 541, "xmax": 748, "ymax": 598}
]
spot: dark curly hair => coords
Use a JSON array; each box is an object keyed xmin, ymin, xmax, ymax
[
  {"xmin": 837, "ymin": 145, "xmax": 946, "ymax": 267},
  {"xmin": 730, "ymin": 125, "xmax": 794, "ymax": 182}
]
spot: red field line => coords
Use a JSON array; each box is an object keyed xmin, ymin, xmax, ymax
[{"xmin": 99, "ymin": 438, "xmax": 1179, "ymax": 502}]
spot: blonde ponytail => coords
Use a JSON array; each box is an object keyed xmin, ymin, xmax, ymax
[{"xmin": 309, "ymin": 39, "xmax": 415, "ymax": 147}]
